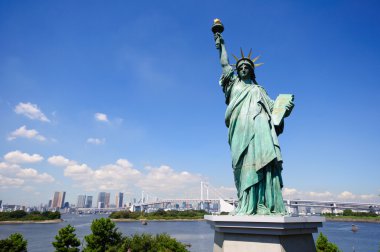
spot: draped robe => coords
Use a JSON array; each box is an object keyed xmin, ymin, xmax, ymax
[{"xmin": 220, "ymin": 67, "xmax": 286, "ymax": 215}]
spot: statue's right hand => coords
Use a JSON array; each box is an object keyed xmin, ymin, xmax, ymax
[{"xmin": 214, "ymin": 33, "xmax": 222, "ymax": 49}]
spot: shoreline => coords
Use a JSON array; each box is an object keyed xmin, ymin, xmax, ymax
[
  {"xmin": 2, "ymin": 217, "xmax": 378, "ymax": 224},
  {"xmin": 111, "ymin": 218, "xmax": 206, "ymax": 222},
  {"xmin": 0, "ymin": 219, "xmax": 63, "ymax": 224},
  {"xmin": 325, "ymin": 217, "xmax": 380, "ymax": 223},
  {"xmin": 111, "ymin": 217, "xmax": 380, "ymax": 224}
]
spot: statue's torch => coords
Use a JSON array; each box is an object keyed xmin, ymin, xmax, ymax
[{"xmin": 212, "ymin": 18, "xmax": 224, "ymax": 49}]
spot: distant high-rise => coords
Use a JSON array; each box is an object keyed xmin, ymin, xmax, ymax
[
  {"xmin": 52, "ymin": 192, "xmax": 59, "ymax": 208},
  {"xmin": 115, "ymin": 192, "xmax": 123, "ymax": 208},
  {"xmin": 97, "ymin": 192, "xmax": 106, "ymax": 208},
  {"xmin": 52, "ymin": 191, "xmax": 66, "ymax": 208},
  {"xmin": 105, "ymin": 193, "xmax": 110, "ymax": 208},
  {"xmin": 77, "ymin": 195, "xmax": 86, "ymax": 208},
  {"xmin": 86, "ymin": 196, "xmax": 93, "ymax": 208},
  {"xmin": 59, "ymin": 192, "xmax": 66, "ymax": 209}
]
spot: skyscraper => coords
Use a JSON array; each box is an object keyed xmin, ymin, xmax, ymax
[
  {"xmin": 52, "ymin": 192, "xmax": 59, "ymax": 208},
  {"xmin": 77, "ymin": 195, "xmax": 86, "ymax": 208},
  {"xmin": 105, "ymin": 193, "xmax": 110, "ymax": 208},
  {"xmin": 97, "ymin": 192, "xmax": 106, "ymax": 208},
  {"xmin": 52, "ymin": 191, "xmax": 66, "ymax": 208},
  {"xmin": 115, "ymin": 192, "xmax": 123, "ymax": 208},
  {"xmin": 58, "ymin": 192, "xmax": 66, "ymax": 208},
  {"xmin": 86, "ymin": 196, "xmax": 93, "ymax": 208}
]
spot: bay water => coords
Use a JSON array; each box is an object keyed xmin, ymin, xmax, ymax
[{"xmin": 0, "ymin": 214, "xmax": 379, "ymax": 251}]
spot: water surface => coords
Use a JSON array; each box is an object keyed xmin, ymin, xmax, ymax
[{"xmin": 0, "ymin": 214, "xmax": 379, "ymax": 251}]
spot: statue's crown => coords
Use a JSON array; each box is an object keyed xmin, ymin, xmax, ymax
[{"xmin": 232, "ymin": 48, "xmax": 263, "ymax": 70}]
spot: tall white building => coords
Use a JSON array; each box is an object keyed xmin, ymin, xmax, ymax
[
  {"xmin": 77, "ymin": 195, "xmax": 86, "ymax": 208},
  {"xmin": 86, "ymin": 196, "xmax": 93, "ymax": 208},
  {"xmin": 105, "ymin": 193, "xmax": 110, "ymax": 208},
  {"xmin": 115, "ymin": 192, "xmax": 123, "ymax": 208},
  {"xmin": 52, "ymin": 191, "xmax": 66, "ymax": 208},
  {"xmin": 97, "ymin": 192, "xmax": 106, "ymax": 208}
]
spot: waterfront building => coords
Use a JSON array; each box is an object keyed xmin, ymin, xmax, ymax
[
  {"xmin": 97, "ymin": 192, "xmax": 106, "ymax": 208},
  {"xmin": 105, "ymin": 192, "xmax": 110, "ymax": 208},
  {"xmin": 86, "ymin": 196, "xmax": 93, "ymax": 208},
  {"xmin": 52, "ymin": 192, "xmax": 59, "ymax": 208},
  {"xmin": 52, "ymin": 191, "xmax": 66, "ymax": 208},
  {"xmin": 115, "ymin": 192, "xmax": 123, "ymax": 208},
  {"xmin": 77, "ymin": 195, "xmax": 86, "ymax": 208}
]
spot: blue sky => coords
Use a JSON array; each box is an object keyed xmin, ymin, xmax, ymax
[{"xmin": 1, "ymin": 0, "xmax": 379, "ymax": 206}]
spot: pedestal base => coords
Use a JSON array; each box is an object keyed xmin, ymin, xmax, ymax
[{"xmin": 205, "ymin": 215, "xmax": 325, "ymax": 252}]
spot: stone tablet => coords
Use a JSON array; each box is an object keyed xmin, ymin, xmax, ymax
[{"xmin": 272, "ymin": 94, "xmax": 294, "ymax": 126}]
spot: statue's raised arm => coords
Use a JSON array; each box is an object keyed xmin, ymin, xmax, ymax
[{"xmin": 212, "ymin": 19, "xmax": 232, "ymax": 75}]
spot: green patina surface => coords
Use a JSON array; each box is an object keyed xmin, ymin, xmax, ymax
[{"xmin": 213, "ymin": 20, "xmax": 294, "ymax": 215}]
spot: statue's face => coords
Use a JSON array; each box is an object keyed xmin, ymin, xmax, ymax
[{"xmin": 238, "ymin": 64, "xmax": 251, "ymax": 80}]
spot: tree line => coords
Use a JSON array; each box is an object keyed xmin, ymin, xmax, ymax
[
  {"xmin": 0, "ymin": 217, "xmax": 189, "ymax": 252},
  {"xmin": 0, "ymin": 210, "xmax": 61, "ymax": 221},
  {"xmin": 109, "ymin": 209, "xmax": 207, "ymax": 220}
]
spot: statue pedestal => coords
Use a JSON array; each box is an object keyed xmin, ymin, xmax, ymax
[{"xmin": 204, "ymin": 215, "xmax": 325, "ymax": 252}]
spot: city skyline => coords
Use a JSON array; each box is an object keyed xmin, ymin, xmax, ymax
[{"xmin": 1, "ymin": 1, "xmax": 380, "ymax": 205}]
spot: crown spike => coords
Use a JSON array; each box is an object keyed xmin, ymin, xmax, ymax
[
  {"xmin": 232, "ymin": 54, "xmax": 239, "ymax": 61},
  {"xmin": 240, "ymin": 47, "xmax": 245, "ymax": 58},
  {"xmin": 247, "ymin": 49, "xmax": 252, "ymax": 59},
  {"xmin": 254, "ymin": 63, "xmax": 264, "ymax": 67},
  {"xmin": 252, "ymin": 55, "xmax": 260, "ymax": 63}
]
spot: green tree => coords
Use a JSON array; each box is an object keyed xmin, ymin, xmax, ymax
[
  {"xmin": 0, "ymin": 233, "xmax": 27, "ymax": 252},
  {"xmin": 316, "ymin": 232, "xmax": 341, "ymax": 252},
  {"xmin": 52, "ymin": 225, "xmax": 81, "ymax": 252},
  {"xmin": 83, "ymin": 218, "xmax": 122, "ymax": 252},
  {"xmin": 119, "ymin": 233, "xmax": 189, "ymax": 252},
  {"xmin": 9, "ymin": 210, "xmax": 27, "ymax": 219},
  {"xmin": 342, "ymin": 209, "xmax": 353, "ymax": 216}
]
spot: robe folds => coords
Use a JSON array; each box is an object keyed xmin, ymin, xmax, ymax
[{"xmin": 220, "ymin": 67, "xmax": 286, "ymax": 215}]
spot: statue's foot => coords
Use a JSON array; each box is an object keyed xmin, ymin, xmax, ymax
[{"xmin": 256, "ymin": 204, "xmax": 270, "ymax": 215}]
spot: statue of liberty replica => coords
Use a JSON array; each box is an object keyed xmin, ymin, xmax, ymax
[{"xmin": 212, "ymin": 19, "xmax": 294, "ymax": 216}]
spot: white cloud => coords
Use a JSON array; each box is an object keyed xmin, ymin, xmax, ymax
[
  {"xmin": 8, "ymin": 125, "xmax": 46, "ymax": 141},
  {"xmin": 0, "ymin": 162, "xmax": 20, "ymax": 174},
  {"xmin": 48, "ymin": 155, "xmax": 75, "ymax": 166},
  {"xmin": 94, "ymin": 113, "xmax": 109, "ymax": 122},
  {"xmin": 358, "ymin": 194, "xmax": 377, "ymax": 200},
  {"xmin": 0, "ymin": 162, "xmax": 54, "ymax": 186},
  {"xmin": 64, "ymin": 164, "xmax": 93, "ymax": 177},
  {"xmin": 16, "ymin": 168, "xmax": 55, "ymax": 183},
  {"xmin": 307, "ymin": 191, "xmax": 333, "ymax": 198},
  {"xmin": 137, "ymin": 165, "xmax": 202, "ymax": 196},
  {"xmin": 282, "ymin": 187, "xmax": 298, "ymax": 197},
  {"xmin": 59, "ymin": 157, "xmax": 203, "ymax": 196},
  {"xmin": 14, "ymin": 102, "xmax": 50, "ymax": 122},
  {"xmin": 282, "ymin": 187, "xmax": 334, "ymax": 201},
  {"xmin": 87, "ymin": 138, "xmax": 105, "ymax": 145},
  {"xmin": 63, "ymin": 159, "xmax": 141, "ymax": 191},
  {"xmin": 0, "ymin": 174, "xmax": 24, "ymax": 188},
  {"xmin": 281, "ymin": 188, "xmax": 379, "ymax": 203},
  {"xmin": 338, "ymin": 191, "xmax": 356, "ymax": 200},
  {"xmin": 4, "ymin": 150, "xmax": 43, "ymax": 163}
]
